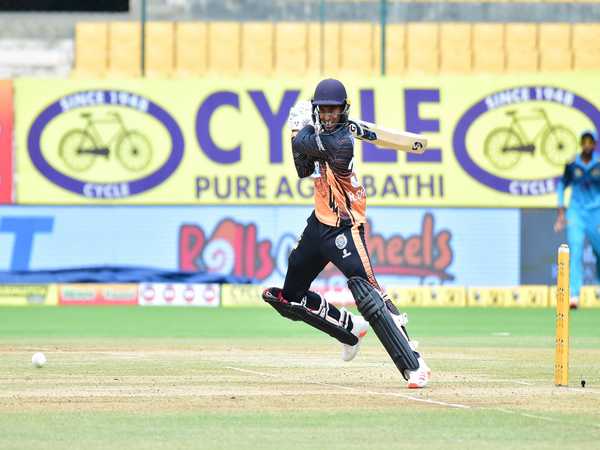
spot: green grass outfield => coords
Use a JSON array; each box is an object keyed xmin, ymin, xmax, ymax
[{"xmin": 1, "ymin": 307, "xmax": 599, "ymax": 450}]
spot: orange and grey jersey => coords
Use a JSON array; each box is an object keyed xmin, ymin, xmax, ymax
[{"xmin": 292, "ymin": 125, "xmax": 367, "ymax": 227}]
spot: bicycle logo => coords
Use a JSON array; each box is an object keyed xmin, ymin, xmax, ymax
[
  {"xmin": 59, "ymin": 111, "xmax": 153, "ymax": 172},
  {"xmin": 484, "ymin": 107, "xmax": 576, "ymax": 170}
]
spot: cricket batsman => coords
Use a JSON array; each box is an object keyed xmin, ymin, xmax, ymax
[
  {"xmin": 554, "ymin": 130, "xmax": 600, "ymax": 308},
  {"xmin": 262, "ymin": 79, "xmax": 431, "ymax": 388}
]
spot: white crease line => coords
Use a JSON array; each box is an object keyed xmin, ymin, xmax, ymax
[
  {"xmin": 225, "ymin": 366, "xmax": 470, "ymax": 409},
  {"xmin": 495, "ymin": 408, "xmax": 557, "ymax": 422},
  {"xmin": 564, "ymin": 387, "xmax": 600, "ymax": 395},
  {"xmin": 489, "ymin": 379, "xmax": 535, "ymax": 386}
]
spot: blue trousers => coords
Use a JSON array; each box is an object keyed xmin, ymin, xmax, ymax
[{"xmin": 566, "ymin": 207, "xmax": 600, "ymax": 297}]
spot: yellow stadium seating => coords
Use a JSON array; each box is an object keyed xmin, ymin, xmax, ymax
[
  {"xmin": 440, "ymin": 23, "xmax": 472, "ymax": 73},
  {"xmin": 74, "ymin": 22, "xmax": 108, "ymax": 77},
  {"xmin": 473, "ymin": 23, "xmax": 504, "ymax": 50},
  {"xmin": 241, "ymin": 22, "xmax": 274, "ymax": 76},
  {"xmin": 274, "ymin": 22, "xmax": 308, "ymax": 75},
  {"xmin": 572, "ymin": 23, "xmax": 600, "ymax": 52},
  {"xmin": 174, "ymin": 22, "xmax": 208, "ymax": 77},
  {"xmin": 505, "ymin": 23, "xmax": 538, "ymax": 51},
  {"xmin": 407, "ymin": 22, "xmax": 439, "ymax": 53},
  {"xmin": 340, "ymin": 22, "xmax": 374, "ymax": 75},
  {"xmin": 407, "ymin": 50, "xmax": 439, "ymax": 73},
  {"xmin": 540, "ymin": 49, "xmax": 572, "ymax": 71},
  {"xmin": 573, "ymin": 49, "xmax": 600, "ymax": 70},
  {"xmin": 208, "ymin": 22, "xmax": 240, "ymax": 75},
  {"xmin": 322, "ymin": 22, "xmax": 341, "ymax": 74},
  {"xmin": 406, "ymin": 23, "xmax": 439, "ymax": 74},
  {"xmin": 506, "ymin": 49, "xmax": 538, "ymax": 72},
  {"xmin": 472, "ymin": 24, "xmax": 505, "ymax": 73},
  {"xmin": 473, "ymin": 48, "xmax": 505, "ymax": 73},
  {"xmin": 539, "ymin": 23, "xmax": 571, "ymax": 51},
  {"xmin": 144, "ymin": 22, "xmax": 174, "ymax": 78},
  {"xmin": 108, "ymin": 22, "xmax": 141, "ymax": 77},
  {"xmin": 74, "ymin": 21, "xmax": 597, "ymax": 79},
  {"xmin": 307, "ymin": 22, "xmax": 322, "ymax": 73},
  {"xmin": 383, "ymin": 24, "xmax": 406, "ymax": 75}
]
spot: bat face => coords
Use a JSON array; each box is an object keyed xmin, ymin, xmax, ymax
[{"xmin": 348, "ymin": 119, "xmax": 428, "ymax": 154}]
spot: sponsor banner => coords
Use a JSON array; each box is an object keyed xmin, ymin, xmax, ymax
[
  {"xmin": 520, "ymin": 209, "xmax": 597, "ymax": 285},
  {"xmin": 138, "ymin": 283, "xmax": 220, "ymax": 307},
  {"xmin": 58, "ymin": 283, "xmax": 138, "ymax": 305},
  {"xmin": 580, "ymin": 286, "xmax": 600, "ymax": 308},
  {"xmin": 221, "ymin": 284, "xmax": 269, "ymax": 308},
  {"xmin": 387, "ymin": 286, "xmax": 467, "ymax": 307},
  {"xmin": 0, "ymin": 205, "xmax": 520, "ymax": 287},
  {"xmin": 14, "ymin": 76, "xmax": 600, "ymax": 206},
  {"xmin": 0, "ymin": 80, "xmax": 13, "ymax": 204},
  {"xmin": 0, "ymin": 284, "xmax": 56, "ymax": 306},
  {"xmin": 220, "ymin": 284, "xmax": 356, "ymax": 307}
]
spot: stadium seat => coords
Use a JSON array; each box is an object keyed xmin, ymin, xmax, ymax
[
  {"xmin": 572, "ymin": 24, "xmax": 600, "ymax": 70},
  {"xmin": 473, "ymin": 24, "xmax": 505, "ymax": 73},
  {"xmin": 145, "ymin": 22, "xmax": 174, "ymax": 78},
  {"xmin": 473, "ymin": 49, "xmax": 505, "ymax": 73},
  {"xmin": 540, "ymin": 49, "xmax": 572, "ymax": 71},
  {"xmin": 407, "ymin": 49, "xmax": 439, "ymax": 74},
  {"xmin": 241, "ymin": 22, "xmax": 274, "ymax": 76},
  {"xmin": 573, "ymin": 49, "xmax": 600, "ymax": 70},
  {"xmin": 572, "ymin": 23, "xmax": 600, "ymax": 52},
  {"xmin": 383, "ymin": 24, "xmax": 405, "ymax": 75},
  {"xmin": 307, "ymin": 22, "xmax": 322, "ymax": 73},
  {"xmin": 473, "ymin": 23, "xmax": 504, "ymax": 50},
  {"xmin": 406, "ymin": 23, "xmax": 439, "ymax": 74},
  {"xmin": 74, "ymin": 22, "xmax": 108, "ymax": 77},
  {"xmin": 407, "ymin": 23, "xmax": 439, "ymax": 53},
  {"xmin": 322, "ymin": 22, "xmax": 341, "ymax": 74},
  {"xmin": 274, "ymin": 22, "xmax": 308, "ymax": 75},
  {"xmin": 539, "ymin": 23, "xmax": 571, "ymax": 51},
  {"xmin": 440, "ymin": 23, "xmax": 472, "ymax": 73},
  {"xmin": 340, "ymin": 22, "xmax": 374, "ymax": 75},
  {"xmin": 108, "ymin": 22, "xmax": 141, "ymax": 77},
  {"xmin": 506, "ymin": 49, "xmax": 539, "ymax": 72},
  {"xmin": 208, "ymin": 22, "xmax": 240, "ymax": 75},
  {"xmin": 174, "ymin": 22, "xmax": 208, "ymax": 77},
  {"xmin": 505, "ymin": 23, "xmax": 538, "ymax": 51}
]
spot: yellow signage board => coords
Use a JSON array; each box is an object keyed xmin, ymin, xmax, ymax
[{"xmin": 15, "ymin": 75, "xmax": 600, "ymax": 206}]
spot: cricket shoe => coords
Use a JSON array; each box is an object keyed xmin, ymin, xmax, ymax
[
  {"xmin": 405, "ymin": 357, "xmax": 431, "ymax": 389},
  {"xmin": 341, "ymin": 312, "xmax": 369, "ymax": 362},
  {"xmin": 570, "ymin": 296, "xmax": 579, "ymax": 310},
  {"xmin": 388, "ymin": 311, "xmax": 431, "ymax": 388}
]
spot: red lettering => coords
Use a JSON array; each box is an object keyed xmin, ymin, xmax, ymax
[
  {"xmin": 179, "ymin": 225, "xmax": 205, "ymax": 271},
  {"xmin": 434, "ymin": 231, "xmax": 452, "ymax": 271},
  {"xmin": 404, "ymin": 236, "xmax": 422, "ymax": 267},
  {"xmin": 386, "ymin": 237, "xmax": 404, "ymax": 266}
]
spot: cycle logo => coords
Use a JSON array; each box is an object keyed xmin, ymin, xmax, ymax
[
  {"xmin": 453, "ymin": 86, "xmax": 600, "ymax": 196},
  {"xmin": 27, "ymin": 90, "xmax": 184, "ymax": 198}
]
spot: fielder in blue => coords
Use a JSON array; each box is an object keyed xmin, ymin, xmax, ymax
[{"xmin": 554, "ymin": 130, "xmax": 600, "ymax": 308}]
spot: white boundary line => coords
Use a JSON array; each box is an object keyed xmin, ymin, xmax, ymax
[{"xmin": 226, "ymin": 366, "xmax": 470, "ymax": 409}]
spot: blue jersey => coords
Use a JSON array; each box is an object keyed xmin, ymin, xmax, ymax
[{"xmin": 557, "ymin": 153, "xmax": 600, "ymax": 211}]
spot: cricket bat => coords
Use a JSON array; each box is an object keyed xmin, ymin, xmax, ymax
[{"xmin": 348, "ymin": 119, "xmax": 427, "ymax": 154}]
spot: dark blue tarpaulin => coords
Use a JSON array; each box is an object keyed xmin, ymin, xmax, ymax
[{"xmin": 0, "ymin": 266, "xmax": 255, "ymax": 284}]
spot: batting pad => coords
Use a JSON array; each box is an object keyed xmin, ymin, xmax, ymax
[
  {"xmin": 262, "ymin": 288, "xmax": 359, "ymax": 346},
  {"xmin": 347, "ymin": 277, "xmax": 419, "ymax": 375}
]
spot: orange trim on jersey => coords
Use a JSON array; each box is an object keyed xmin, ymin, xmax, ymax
[{"xmin": 350, "ymin": 225, "xmax": 381, "ymax": 290}]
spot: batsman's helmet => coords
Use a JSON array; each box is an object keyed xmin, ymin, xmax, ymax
[{"xmin": 311, "ymin": 79, "xmax": 350, "ymax": 131}]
